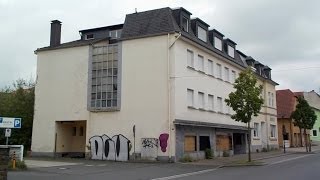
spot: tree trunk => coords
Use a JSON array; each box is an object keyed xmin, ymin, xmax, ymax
[
  {"xmin": 247, "ymin": 123, "xmax": 251, "ymax": 162},
  {"xmin": 299, "ymin": 128, "xmax": 303, "ymax": 147},
  {"xmin": 304, "ymin": 129, "xmax": 308, "ymax": 152}
]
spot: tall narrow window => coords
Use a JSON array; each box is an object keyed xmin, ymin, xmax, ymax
[
  {"xmin": 208, "ymin": 60, "xmax": 214, "ymax": 76},
  {"xmin": 224, "ymin": 67, "xmax": 229, "ymax": 82},
  {"xmin": 72, "ymin": 127, "xmax": 77, "ymax": 136},
  {"xmin": 231, "ymin": 70, "xmax": 236, "ymax": 83},
  {"xmin": 187, "ymin": 50, "xmax": 194, "ymax": 68},
  {"xmin": 198, "ymin": 26, "xmax": 207, "ymax": 42},
  {"xmin": 253, "ymin": 123, "xmax": 259, "ymax": 137},
  {"xmin": 216, "ymin": 63, "xmax": 222, "ymax": 79},
  {"xmin": 208, "ymin": 94, "xmax": 214, "ymax": 111},
  {"xmin": 217, "ymin": 97, "xmax": 223, "ymax": 113},
  {"xmin": 198, "ymin": 55, "xmax": 204, "ymax": 72},
  {"xmin": 227, "ymin": 45, "xmax": 235, "ymax": 58},
  {"xmin": 214, "ymin": 37, "xmax": 222, "ymax": 51},
  {"xmin": 271, "ymin": 93, "xmax": 274, "ymax": 107},
  {"xmin": 270, "ymin": 125, "xmax": 276, "ymax": 138},
  {"xmin": 187, "ymin": 89, "xmax": 194, "ymax": 107},
  {"xmin": 198, "ymin": 92, "xmax": 205, "ymax": 109},
  {"xmin": 268, "ymin": 92, "xmax": 271, "ymax": 107},
  {"xmin": 182, "ymin": 16, "xmax": 189, "ymax": 32}
]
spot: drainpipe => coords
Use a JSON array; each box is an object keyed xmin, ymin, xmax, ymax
[{"xmin": 167, "ymin": 32, "xmax": 181, "ymax": 161}]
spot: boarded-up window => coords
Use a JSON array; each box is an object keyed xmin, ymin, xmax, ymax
[
  {"xmin": 184, "ymin": 136, "xmax": 197, "ymax": 152},
  {"xmin": 216, "ymin": 135, "xmax": 231, "ymax": 151}
]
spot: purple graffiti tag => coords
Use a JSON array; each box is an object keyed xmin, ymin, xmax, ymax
[{"xmin": 159, "ymin": 133, "xmax": 169, "ymax": 152}]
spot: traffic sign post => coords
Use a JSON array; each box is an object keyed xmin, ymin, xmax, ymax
[{"xmin": 0, "ymin": 117, "xmax": 21, "ymax": 146}]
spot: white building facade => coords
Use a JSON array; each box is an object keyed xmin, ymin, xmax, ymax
[{"xmin": 31, "ymin": 7, "xmax": 278, "ymax": 161}]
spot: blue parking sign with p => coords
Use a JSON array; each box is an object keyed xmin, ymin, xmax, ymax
[{"xmin": 14, "ymin": 118, "xmax": 21, "ymax": 128}]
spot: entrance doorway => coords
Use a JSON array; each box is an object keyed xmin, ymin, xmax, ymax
[
  {"xmin": 233, "ymin": 133, "xmax": 246, "ymax": 154},
  {"xmin": 55, "ymin": 120, "xmax": 86, "ymax": 158}
]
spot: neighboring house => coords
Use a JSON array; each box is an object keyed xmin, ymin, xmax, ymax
[
  {"xmin": 276, "ymin": 89, "xmax": 310, "ymax": 147},
  {"xmin": 303, "ymin": 90, "xmax": 320, "ymax": 142},
  {"xmin": 31, "ymin": 7, "xmax": 278, "ymax": 162}
]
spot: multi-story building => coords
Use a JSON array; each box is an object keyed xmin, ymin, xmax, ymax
[
  {"xmin": 31, "ymin": 7, "xmax": 278, "ymax": 161},
  {"xmin": 302, "ymin": 91, "xmax": 320, "ymax": 142}
]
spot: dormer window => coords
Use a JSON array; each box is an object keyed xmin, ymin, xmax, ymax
[
  {"xmin": 197, "ymin": 26, "xmax": 207, "ymax": 42},
  {"xmin": 227, "ymin": 45, "xmax": 235, "ymax": 58},
  {"xmin": 182, "ymin": 16, "xmax": 189, "ymax": 32},
  {"xmin": 109, "ymin": 29, "xmax": 122, "ymax": 39},
  {"xmin": 214, "ymin": 37, "xmax": 222, "ymax": 51},
  {"xmin": 85, "ymin": 34, "xmax": 94, "ymax": 40}
]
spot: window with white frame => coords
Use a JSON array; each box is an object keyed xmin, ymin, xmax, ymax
[
  {"xmin": 214, "ymin": 37, "xmax": 222, "ymax": 51},
  {"xmin": 231, "ymin": 70, "xmax": 236, "ymax": 83},
  {"xmin": 253, "ymin": 123, "xmax": 259, "ymax": 138},
  {"xmin": 312, "ymin": 130, "xmax": 317, "ymax": 136},
  {"xmin": 208, "ymin": 60, "xmax": 214, "ymax": 76},
  {"xmin": 268, "ymin": 92, "xmax": 271, "ymax": 107},
  {"xmin": 227, "ymin": 45, "xmax": 235, "ymax": 58},
  {"xmin": 226, "ymin": 102, "xmax": 231, "ymax": 114},
  {"xmin": 198, "ymin": 92, "xmax": 205, "ymax": 109},
  {"xmin": 187, "ymin": 89, "xmax": 194, "ymax": 107},
  {"xmin": 216, "ymin": 63, "xmax": 222, "ymax": 79},
  {"xmin": 109, "ymin": 29, "xmax": 122, "ymax": 39},
  {"xmin": 198, "ymin": 55, "xmax": 204, "ymax": 72},
  {"xmin": 270, "ymin": 125, "xmax": 276, "ymax": 138},
  {"xmin": 197, "ymin": 26, "xmax": 207, "ymax": 42},
  {"xmin": 217, "ymin": 97, "xmax": 223, "ymax": 112},
  {"xmin": 182, "ymin": 16, "xmax": 189, "ymax": 32},
  {"xmin": 208, "ymin": 94, "xmax": 214, "ymax": 111},
  {"xmin": 224, "ymin": 67, "xmax": 229, "ymax": 82},
  {"xmin": 271, "ymin": 93, "xmax": 274, "ymax": 107},
  {"xmin": 187, "ymin": 50, "xmax": 194, "ymax": 68}
]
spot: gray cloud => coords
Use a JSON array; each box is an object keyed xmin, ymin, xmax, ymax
[{"xmin": 0, "ymin": 0, "xmax": 319, "ymax": 92}]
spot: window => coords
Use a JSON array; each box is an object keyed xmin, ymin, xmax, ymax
[
  {"xmin": 90, "ymin": 44, "xmax": 120, "ymax": 110},
  {"xmin": 253, "ymin": 123, "xmax": 259, "ymax": 137},
  {"xmin": 225, "ymin": 102, "xmax": 231, "ymax": 114},
  {"xmin": 184, "ymin": 136, "xmax": 197, "ymax": 152},
  {"xmin": 197, "ymin": 26, "xmax": 207, "ymax": 42},
  {"xmin": 79, "ymin": 126, "xmax": 84, "ymax": 136},
  {"xmin": 187, "ymin": 89, "xmax": 194, "ymax": 107},
  {"xmin": 208, "ymin": 94, "xmax": 214, "ymax": 111},
  {"xmin": 214, "ymin": 37, "xmax": 222, "ymax": 51},
  {"xmin": 271, "ymin": 93, "xmax": 274, "ymax": 107},
  {"xmin": 216, "ymin": 63, "xmax": 222, "ymax": 79},
  {"xmin": 85, "ymin": 34, "xmax": 94, "ymax": 40},
  {"xmin": 217, "ymin": 97, "xmax": 223, "ymax": 112},
  {"xmin": 313, "ymin": 130, "xmax": 318, "ymax": 137},
  {"xmin": 227, "ymin": 45, "xmax": 235, "ymax": 58},
  {"xmin": 268, "ymin": 92, "xmax": 271, "ymax": 107},
  {"xmin": 199, "ymin": 136, "xmax": 211, "ymax": 151},
  {"xmin": 109, "ymin": 29, "xmax": 122, "ymax": 39},
  {"xmin": 198, "ymin": 55, "xmax": 204, "ymax": 72},
  {"xmin": 72, "ymin": 127, "xmax": 77, "ymax": 136},
  {"xmin": 198, "ymin": 92, "xmax": 205, "ymax": 109},
  {"xmin": 270, "ymin": 125, "xmax": 276, "ymax": 138},
  {"xmin": 208, "ymin": 60, "xmax": 214, "ymax": 76},
  {"xmin": 224, "ymin": 67, "xmax": 229, "ymax": 82},
  {"xmin": 187, "ymin": 50, "xmax": 194, "ymax": 68},
  {"xmin": 182, "ymin": 16, "xmax": 189, "ymax": 32},
  {"xmin": 231, "ymin": 70, "xmax": 236, "ymax": 83}
]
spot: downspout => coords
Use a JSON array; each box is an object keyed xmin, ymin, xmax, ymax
[{"xmin": 167, "ymin": 32, "xmax": 181, "ymax": 161}]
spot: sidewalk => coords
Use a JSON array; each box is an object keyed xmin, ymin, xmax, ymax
[{"xmin": 189, "ymin": 145, "xmax": 320, "ymax": 167}]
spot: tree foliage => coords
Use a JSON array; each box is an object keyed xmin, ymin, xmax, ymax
[
  {"xmin": 225, "ymin": 68, "xmax": 264, "ymax": 162},
  {"xmin": 0, "ymin": 79, "xmax": 35, "ymax": 151},
  {"xmin": 291, "ymin": 96, "xmax": 317, "ymax": 130}
]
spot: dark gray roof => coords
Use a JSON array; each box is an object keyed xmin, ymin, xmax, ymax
[
  {"xmin": 121, "ymin": 7, "xmax": 180, "ymax": 40},
  {"xmin": 174, "ymin": 119, "xmax": 248, "ymax": 131},
  {"xmin": 35, "ymin": 38, "xmax": 108, "ymax": 52}
]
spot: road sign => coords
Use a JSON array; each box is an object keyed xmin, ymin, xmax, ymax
[
  {"xmin": 0, "ymin": 117, "xmax": 22, "ymax": 128},
  {"xmin": 5, "ymin": 129, "xmax": 11, "ymax": 137}
]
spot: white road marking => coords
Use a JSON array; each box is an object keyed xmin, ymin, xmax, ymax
[
  {"xmin": 97, "ymin": 164, "xmax": 107, "ymax": 166},
  {"xmin": 267, "ymin": 154, "xmax": 313, "ymax": 166},
  {"xmin": 84, "ymin": 164, "xmax": 94, "ymax": 167},
  {"xmin": 151, "ymin": 168, "xmax": 218, "ymax": 180}
]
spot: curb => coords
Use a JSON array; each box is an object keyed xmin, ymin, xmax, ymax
[{"xmin": 219, "ymin": 163, "xmax": 267, "ymax": 168}]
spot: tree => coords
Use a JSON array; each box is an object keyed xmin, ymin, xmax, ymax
[
  {"xmin": 291, "ymin": 96, "xmax": 316, "ymax": 152},
  {"xmin": 225, "ymin": 68, "xmax": 263, "ymax": 162},
  {"xmin": 0, "ymin": 79, "xmax": 35, "ymax": 152}
]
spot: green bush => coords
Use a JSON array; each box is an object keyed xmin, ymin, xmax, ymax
[
  {"xmin": 222, "ymin": 151, "xmax": 230, "ymax": 157},
  {"xmin": 8, "ymin": 160, "xmax": 27, "ymax": 170},
  {"xmin": 205, "ymin": 148, "xmax": 213, "ymax": 159},
  {"xmin": 180, "ymin": 154, "xmax": 193, "ymax": 162}
]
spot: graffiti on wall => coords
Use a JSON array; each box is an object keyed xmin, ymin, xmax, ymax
[
  {"xmin": 89, "ymin": 134, "xmax": 131, "ymax": 161},
  {"xmin": 159, "ymin": 133, "xmax": 169, "ymax": 152},
  {"xmin": 141, "ymin": 138, "xmax": 158, "ymax": 159}
]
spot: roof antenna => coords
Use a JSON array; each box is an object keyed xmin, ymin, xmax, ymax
[{"xmin": 135, "ymin": 8, "xmax": 137, "ymax": 13}]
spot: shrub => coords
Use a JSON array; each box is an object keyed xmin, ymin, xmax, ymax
[
  {"xmin": 180, "ymin": 154, "xmax": 193, "ymax": 162},
  {"xmin": 205, "ymin": 148, "xmax": 213, "ymax": 159}
]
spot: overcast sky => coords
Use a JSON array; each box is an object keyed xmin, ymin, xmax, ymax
[{"xmin": 1, "ymin": 0, "xmax": 319, "ymax": 92}]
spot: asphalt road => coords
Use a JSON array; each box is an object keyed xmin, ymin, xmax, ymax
[{"xmin": 8, "ymin": 153, "xmax": 320, "ymax": 180}]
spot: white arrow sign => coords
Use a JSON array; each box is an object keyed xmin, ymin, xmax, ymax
[{"xmin": 0, "ymin": 117, "xmax": 22, "ymax": 128}]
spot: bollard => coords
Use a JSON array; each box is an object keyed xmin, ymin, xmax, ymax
[{"xmin": 12, "ymin": 151, "xmax": 16, "ymax": 169}]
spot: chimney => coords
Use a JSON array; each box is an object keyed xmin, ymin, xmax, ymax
[{"xmin": 50, "ymin": 20, "xmax": 62, "ymax": 47}]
